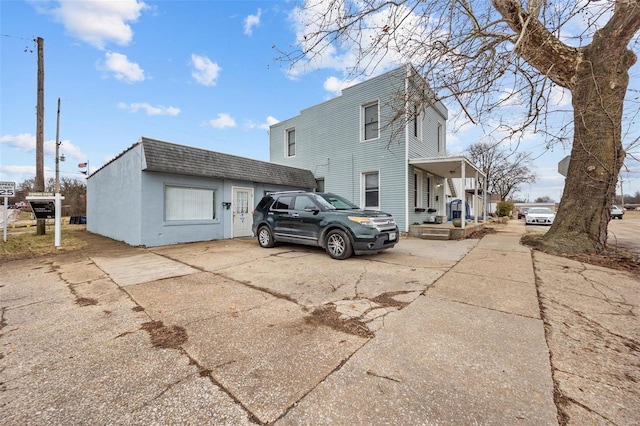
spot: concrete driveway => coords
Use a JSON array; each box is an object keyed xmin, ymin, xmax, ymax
[{"xmin": 2, "ymin": 230, "xmax": 561, "ymax": 425}]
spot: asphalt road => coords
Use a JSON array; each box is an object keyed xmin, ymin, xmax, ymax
[
  {"xmin": 607, "ymin": 211, "xmax": 640, "ymax": 253},
  {"xmin": 524, "ymin": 211, "xmax": 640, "ymax": 254}
]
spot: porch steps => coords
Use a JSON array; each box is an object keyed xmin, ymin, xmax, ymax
[{"xmin": 419, "ymin": 228, "xmax": 450, "ymax": 240}]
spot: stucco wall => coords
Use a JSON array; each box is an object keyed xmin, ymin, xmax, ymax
[{"xmin": 87, "ymin": 145, "xmax": 144, "ymax": 245}]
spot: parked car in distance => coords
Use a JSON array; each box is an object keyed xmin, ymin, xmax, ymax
[
  {"xmin": 252, "ymin": 191, "xmax": 399, "ymax": 260},
  {"xmin": 525, "ymin": 207, "xmax": 555, "ymax": 225},
  {"xmin": 517, "ymin": 208, "xmax": 529, "ymax": 219},
  {"xmin": 610, "ymin": 205, "xmax": 624, "ymax": 219}
]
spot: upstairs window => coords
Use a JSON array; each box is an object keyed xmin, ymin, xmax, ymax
[
  {"xmin": 437, "ymin": 122, "xmax": 443, "ymax": 152},
  {"xmin": 413, "ymin": 103, "xmax": 421, "ymax": 139},
  {"xmin": 363, "ymin": 102, "xmax": 379, "ymax": 141},
  {"xmin": 286, "ymin": 128, "xmax": 296, "ymax": 157}
]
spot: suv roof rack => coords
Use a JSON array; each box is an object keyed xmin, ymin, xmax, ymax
[{"xmin": 271, "ymin": 190, "xmax": 307, "ymax": 194}]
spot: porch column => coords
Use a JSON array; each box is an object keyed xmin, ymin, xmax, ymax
[
  {"xmin": 461, "ymin": 158, "xmax": 465, "ymax": 229},
  {"xmin": 474, "ymin": 169, "xmax": 479, "ymax": 224}
]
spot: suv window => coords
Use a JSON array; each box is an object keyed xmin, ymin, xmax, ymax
[
  {"xmin": 272, "ymin": 195, "xmax": 293, "ymax": 210},
  {"xmin": 293, "ymin": 195, "xmax": 316, "ymax": 211}
]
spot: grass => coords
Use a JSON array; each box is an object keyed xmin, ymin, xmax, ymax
[{"xmin": 0, "ymin": 227, "xmax": 87, "ymax": 261}]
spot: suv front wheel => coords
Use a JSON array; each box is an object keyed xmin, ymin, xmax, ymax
[
  {"xmin": 325, "ymin": 229, "xmax": 353, "ymax": 260},
  {"xmin": 257, "ymin": 225, "xmax": 276, "ymax": 248}
]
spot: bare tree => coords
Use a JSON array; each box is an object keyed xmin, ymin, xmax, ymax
[
  {"xmin": 282, "ymin": 0, "xmax": 640, "ymax": 255},
  {"xmin": 467, "ymin": 141, "xmax": 536, "ymax": 201}
]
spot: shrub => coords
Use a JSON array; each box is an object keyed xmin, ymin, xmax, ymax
[{"xmin": 496, "ymin": 201, "xmax": 515, "ymax": 217}]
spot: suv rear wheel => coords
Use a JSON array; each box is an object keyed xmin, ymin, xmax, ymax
[
  {"xmin": 325, "ymin": 229, "xmax": 352, "ymax": 260},
  {"xmin": 257, "ymin": 226, "xmax": 276, "ymax": 248}
]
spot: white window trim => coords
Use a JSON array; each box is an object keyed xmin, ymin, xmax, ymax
[
  {"xmin": 361, "ymin": 100, "xmax": 380, "ymax": 142},
  {"xmin": 164, "ymin": 184, "xmax": 217, "ymax": 223},
  {"xmin": 285, "ymin": 127, "xmax": 296, "ymax": 158},
  {"xmin": 414, "ymin": 169, "xmax": 423, "ymax": 208},
  {"xmin": 413, "ymin": 103, "xmax": 423, "ymax": 141},
  {"xmin": 361, "ymin": 170, "xmax": 380, "ymax": 210}
]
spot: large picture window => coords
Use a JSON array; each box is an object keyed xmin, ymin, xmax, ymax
[
  {"xmin": 165, "ymin": 186, "xmax": 215, "ymax": 221},
  {"xmin": 363, "ymin": 102, "xmax": 379, "ymax": 141},
  {"xmin": 363, "ymin": 171, "xmax": 379, "ymax": 209}
]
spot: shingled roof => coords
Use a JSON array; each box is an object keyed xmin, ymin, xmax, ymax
[{"xmin": 139, "ymin": 137, "xmax": 317, "ymax": 188}]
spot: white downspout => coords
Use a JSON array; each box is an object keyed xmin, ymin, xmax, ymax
[{"xmin": 404, "ymin": 65, "xmax": 410, "ymax": 233}]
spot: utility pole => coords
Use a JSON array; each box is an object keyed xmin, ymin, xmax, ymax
[
  {"xmin": 55, "ymin": 97, "xmax": 61, "ymax": 193},
  {"xmin": 36, "ymin": 36, "xmax": 45, "ymax": 235}
]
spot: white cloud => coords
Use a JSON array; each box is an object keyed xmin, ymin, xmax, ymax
[
  {"xmin": 0, "ymin": 133, "xmax": 35, "ymax": 150},
  {"xmin": 118, "ymin": 102, "xmax": 180, "ymax": 116},
  {"xmin": 246, "ymin": 116, "xmax": 280, "ymax": 130},
  {"xmin": 287, "ymin": 1, "xmax": 419, "ymax": 80},
  {"xmin": 44, "ymin": 0, "xmax": 149, "ymax": 49},
  {"xmin": 191, "ymin": 54, "xmax": 221, "ymax": 86},
  {"xmin": 208, "ymin": 113, "xmax": 236, "ymax": 129},
  {"xmin": 1, "ymin": 133, "xmax": 86, "ymax": 164},
  {"xmin": 244, "ymin": 9, "xmax": 262, "ymax": 35},
  {"xmin": 323, "ymin": 76, "xmax": 361, "ymax": 96},
  {"xmin": 100, "ymin": 52, "xmax": 145, "ymax": 83}
]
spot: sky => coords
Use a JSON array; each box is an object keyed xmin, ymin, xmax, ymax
[{"xmin": 1, "ymin": 0, "xmax": 639, "ymax": 203}]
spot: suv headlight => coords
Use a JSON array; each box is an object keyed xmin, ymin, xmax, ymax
[{"xmin": 348, "ymin": 216, "xmax": 376, "ymax": 228}]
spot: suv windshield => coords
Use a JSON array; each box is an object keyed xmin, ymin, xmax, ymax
[{"xmin": 315, "ymin": 193, "xmax": 360, "ymax": 210}]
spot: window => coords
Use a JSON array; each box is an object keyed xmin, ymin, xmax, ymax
[
  {"xmin": 413, "ymin": 103, "xmax": 421, "ymax": 138},
  {"xmin": 414, "ymin": 170, "xmax": 423, "ymax": 208},
  {"xmin": 165, "ymin": 186, "xmax": 215, "ymax": 221},
  {"xmin": 315, "ymin": 178, "xmax": 325, "ymax": 193},
  {"xmin": 272, "ymin": 195, "xmax": 293, "ymax": 210},
  {"xmin": 363, "ymin": 171, "xmax": 379, "ymax": 209},
  {"xmin": 293, "ymin": 195, "xmax": 316, "ymax": 211},
  {"xmin": 286, "ymin": 128, "xmax": 296, "ymax": 157},
  {"xmin": 363, "ymin": 102, "xmax": 379, "ymax": 140},
  {"xmin": 426, "ymin": 176, "xmax": 432, "ymax": 207},
  {"xmin": 437, "ymin": 122, "xmax": 443, "ymax": 152}
]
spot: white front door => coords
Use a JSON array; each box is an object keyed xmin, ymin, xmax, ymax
[{"xmin": 232, "ymin": 187, "xmax": 253, "ymax": 237}]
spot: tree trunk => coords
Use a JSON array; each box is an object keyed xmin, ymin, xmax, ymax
[{"xmin": 542, "ymin": 43, "xmax": 633, "ymax": 254}]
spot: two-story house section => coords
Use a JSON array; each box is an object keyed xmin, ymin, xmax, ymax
[{"xmin": 269, "ymin": 64, "xmax": 485, "ymax": 232}]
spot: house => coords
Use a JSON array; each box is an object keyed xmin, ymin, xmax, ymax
[
  {"xmin": 87, "ymin": 137, "xmax": 316, "ymax": 247},
  {"xmin": 269, "ymin": 64, "xmax": 485, "ymax": 232}
]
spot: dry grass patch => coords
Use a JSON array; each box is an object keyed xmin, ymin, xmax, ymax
[{"xmin": 0, "ymin": 229, "xmax": 87, "ymax": 261}]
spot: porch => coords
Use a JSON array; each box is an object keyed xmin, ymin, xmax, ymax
[{"xmin": 407, "ymin": 220, "xmax": 485, "ymax": 240}]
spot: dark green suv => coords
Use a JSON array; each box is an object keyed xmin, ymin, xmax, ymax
[{"xmin": 252, "ymin": 191, "xmax": 399, "ymax": 259}]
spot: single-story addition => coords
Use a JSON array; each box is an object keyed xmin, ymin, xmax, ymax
[{"xmin": 86, "ymin": 137, "xmax": 316, "ymax": 247}]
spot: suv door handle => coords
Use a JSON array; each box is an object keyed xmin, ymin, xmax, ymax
[{"xmin": 291, "ymin": 213, "xmax": 300, "ymax": 218}]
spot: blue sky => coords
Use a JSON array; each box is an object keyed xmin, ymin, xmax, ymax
[{"xmin": 1, "ymin": 0, "xmax": 638, "ymax": 203}]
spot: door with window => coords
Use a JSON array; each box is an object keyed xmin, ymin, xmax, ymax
[{"xmin": 232, "ymin": 187, "xmax": 253, "ymax": 237}]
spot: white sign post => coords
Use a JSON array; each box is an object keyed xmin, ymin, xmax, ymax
[
  {"xmin": 1, "ymin": 181, "xmax": 16, "ymax": 243},
  {"xmin": 26, "ymin": 193, "xmax": 65, "ymax": 248}
]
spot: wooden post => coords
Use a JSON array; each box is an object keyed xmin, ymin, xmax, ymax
[{"xmin": 36, "ymin": 36, "xmax": 45, "ymax": 235}]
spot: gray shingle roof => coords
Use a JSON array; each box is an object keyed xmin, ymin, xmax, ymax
[{"xmin": 140, "ymin": 137, "xmax": 317, "ymax": 188}]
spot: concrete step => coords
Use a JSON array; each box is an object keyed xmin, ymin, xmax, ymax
[{"xmin": 420, "ymin": 231, "xmax": 450, "ymax": 240}]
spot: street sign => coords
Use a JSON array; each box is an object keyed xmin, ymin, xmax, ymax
[
  {"xmin": 0, "ymin": 181, "xmax": 16, "ymax": 197},
  {"xmin": 558, "ymin": 156, "xmax": 571, "ymax": 177}
]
